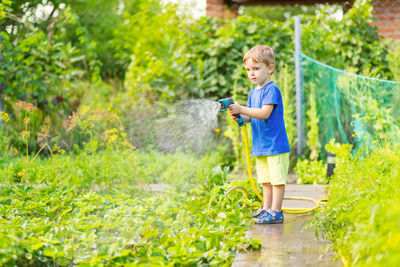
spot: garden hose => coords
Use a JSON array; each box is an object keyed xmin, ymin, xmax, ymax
[{"xmin": 225, "ymin": 125, "xmax": 327, "ymax": 214}]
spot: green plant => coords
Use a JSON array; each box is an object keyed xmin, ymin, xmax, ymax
[
  {"xmin": 387, "ymin": 41, "xmax": 400, "ymax": 81},
  {"xmin": 302, "ymin": 0, "xmax": 391, "ymax": 78},
  {"xmin": 277, "ymin": 64, "xmax": 296, "ymax": 149},
  {"xmin": 335, "ymin": 69, "xmax": 400, "ymax": 153},
  {"xmin": 311, "ymin": 145, "xmax": 400, "ymax": 266},
  {"xmin": 294, "ymin": 158, "xmax": 326, "ymax": 184},
  {"xmin": 306, "ymin": 83, "xmax": 321, "ymax": 160},
  {"xmin": 0, "ymin": 112, "xmax": 10, "ymax": 153},
  {"xmin": 0, "ymin": 162, "xmax": 260, "ymax": 266}
]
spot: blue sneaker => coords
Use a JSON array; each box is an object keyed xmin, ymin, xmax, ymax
[
  {"xmin": 253, "ymin": 208, "xmax": 267, "ymax": 219},
  {"xmin": 254, "ymin": 209, "xmax": 284, "ymax": 224}
]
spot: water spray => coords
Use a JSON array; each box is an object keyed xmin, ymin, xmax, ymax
[{"xmin": 218, "ymin": 98, "xmax": 244, "ymax": 126}]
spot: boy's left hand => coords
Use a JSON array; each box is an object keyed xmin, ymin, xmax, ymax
[{"xmin": 228, "ymin": 103, "xmax": 241, "ymax": 114}]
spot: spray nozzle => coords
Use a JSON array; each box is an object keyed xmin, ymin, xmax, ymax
[
  {"xmin": 218, "ymin": 97, "xmax": 245, "ymax": 126},
  {"xmin": 218, "ymin": 97, "xmax": 235, "ymax": 112}
]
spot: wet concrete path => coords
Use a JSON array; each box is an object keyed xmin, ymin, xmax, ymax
[{"xmin": 232, "ymin": 185, "xmax": 341, "ymax": 267}]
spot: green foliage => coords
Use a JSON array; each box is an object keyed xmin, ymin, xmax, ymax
[
  {"xmin": 0, "ymin": 182, "xmax": 259, "ymax": 266},
  {"xmin": 4, "ymin": 0, "xmax": 400, "ymax": 265},
  {"xmin": 387, "ymin": 41, "xmax": 400, "ymax": 81},
  {"xmin": 118, "ymin": 0, "xmax": 186, "ymax": 102},
  {"xmin": 118, "ymin": 0, "xmax": 396, "ymax": 172},
  {"xmin": 0, "ymin": 2, "xmax": 101, "ymax": 152},
  {"xmin": 302, "ymin": 0, "xmax": 390, "ymax": 78},
  {"xmin": 120, "ymin": 0, "xmax": 392, "ymax": 108},
  {"xmin": 306, "ymin": 83, "xmax": 321, "ymax": 160},
  {"xmin": 294, "ymin": 140, "xmax": 353, "ymax": 185},
  {"xmin": 3, "ymin": 0, "xmax": 397, "ymax": 159},
  {"xmin": 276, "ymin": 65, "xmax": 296, "ymax": 149},
  {"xmin": 299, "ymin": 1, "xmax": 399, "ymax": 160},
  {"xmin": 0, "ymin": 137, "xmax": 259, "ymax": 266},
  {"xmin": 312, "ymin": 145, "xmax": 400, "ymax": 266},
  {"xmin": 0, "ymin": 93, "xmax": 258, "ymax": 265},
  {"xmin": 65, "ymin": 0, "xmax": 125, "ymax": 79},
  {"xmin": 295, "ymin": 81, "xmax": 323, "ymax": 185},
  {"xmin": 294, "ymin": 158, "xmax": 326, "ymax": 184},
  {"xmin": 0, "ymin": 1, "xmax": 9, "ymax": 22},
  {"xmin": 325, "ymin": 139, "xmax": 353, "ymax": 161},
  {"xmin": 184, "ymin": 16, "xmax": 294, "ymax": 102},
  {"xmin": 123, "ymin": 14, "xmax": 294, "ymax": 104},
  {"xmin": 0, "ymin": 26, "xmax": 87, "ymax": 109},
  {"xmin": 3, "ymin": 101, "xmax": 130, "ymax": 154},
  {"xmin": 2, "ymin": 0, "xmax": 140, "ymax": 79},
  {"xmin": 0, "ymin": 0, "xmax": 100, "ymax": 101},
  {"xmin": 0, "ymin": 149, "xmax": 227, "ymax": 191},
  {"xmin": 1, "ymin": 149, "xmax": 134, "ymax": 187},
  {"xmin": 335, "ymin": 69, "xmax": 400, "ymax": 153}
]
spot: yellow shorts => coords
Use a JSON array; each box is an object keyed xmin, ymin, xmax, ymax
[{"xmin": 255, "ymin": 153, "xmax": 289, "ymax": 185}]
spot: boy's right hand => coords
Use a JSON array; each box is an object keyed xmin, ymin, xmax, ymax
[{"xmin": 228, "ymin": 109, "xmax": 239, "ymax": 122}]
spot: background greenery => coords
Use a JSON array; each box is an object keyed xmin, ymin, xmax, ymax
[{"xmin": 1, "ymin": 0, "xmax": 395, "ymax": 156}]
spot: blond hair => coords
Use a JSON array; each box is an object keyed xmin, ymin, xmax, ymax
[{"xmin": 243, "ymin": 45, "xmax": 275, "ymax": 66}]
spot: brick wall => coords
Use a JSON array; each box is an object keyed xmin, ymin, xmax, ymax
[
  {"xmin": 372, "ymin": 0, "xmax": 400, "ymax": 40},
  {"xmin": 206, "ymin": 0, "xmax": 237, "ymax": 19}
]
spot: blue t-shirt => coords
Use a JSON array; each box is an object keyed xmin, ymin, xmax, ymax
[{"xmin": 246, "ymin": 81, "xmax": 291, "ymax": 156}]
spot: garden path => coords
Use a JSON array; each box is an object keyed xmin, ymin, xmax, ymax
[{"xmin": 232, "ymin": 184, "xmax": 341, "ymax": 267}]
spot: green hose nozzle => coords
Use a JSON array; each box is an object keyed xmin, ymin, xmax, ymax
[{"xmin": 218, "ymin": 97, "xmax": 244, "ymax": 126}]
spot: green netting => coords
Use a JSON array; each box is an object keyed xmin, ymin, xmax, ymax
[{"xmin": 301, "ymin": 53, "xmax": 400, "ymax": 155}]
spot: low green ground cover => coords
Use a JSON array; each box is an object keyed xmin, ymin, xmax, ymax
[
  {"xmin": 0, "ymin": 149, "xmax": 260, "ymax": 266},
  {"xmin": 312, "ymin": 144, "xmax": 400, "ymax": 266},
  {"xmin": 0, "ymin": 149, "xmax": 225, "ymax": 191}
]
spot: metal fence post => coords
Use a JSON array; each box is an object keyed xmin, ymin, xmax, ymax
[{"xmin": 295, "ymin": 16, "xmax": 303, "ymax": 155}]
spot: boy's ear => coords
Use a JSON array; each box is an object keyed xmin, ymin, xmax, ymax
[{"xmin": 268, "ymin": 64, "xmax": 275, "ymax": 74}]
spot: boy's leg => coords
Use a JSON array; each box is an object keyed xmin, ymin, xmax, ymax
[
  {"xmin": 271, "ymin": 184, "xmax": 285, "ymax": 212},
  {"xmin": 255, "ymin": 156, "xmax": 271, "ymax": 211},
  {"xmin": 255, "ymin": 153, "xmax": 289, "ymax": 224},
  {"xmin": 268, "ymin": 152, "xmax": 289, "ymax": 211},
  {"xmin": 262, "ymin": 183, "xmax": 272, "ymax": 211}
]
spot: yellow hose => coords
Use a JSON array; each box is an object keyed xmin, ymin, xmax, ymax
[
  {"xmin": 238, "ymin": 125, "xmax": 325, "ymax": 214},
  {"xmin": 241, "ymin": 126, "xmax": 264, "ymax": 202}
]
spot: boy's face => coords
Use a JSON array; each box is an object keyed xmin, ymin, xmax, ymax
[{"xmin": 245, "ymin": 59, "xmax": 274, "ymax": 88}]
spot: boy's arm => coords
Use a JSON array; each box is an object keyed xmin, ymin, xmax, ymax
[
  {"xmin": 241, "ymin": 114, "xmax": 251, "ymax": 123},
  {"xmin": 229, "ymin": 103, "xmax": 274, "ymax": 120}
]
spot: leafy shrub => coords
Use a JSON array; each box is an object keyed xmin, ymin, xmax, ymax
[
  {"xmin": 123, "ymin": 15, "xmax": 294, "ymax": 105},
  {"xmin": 0, "ymin": 147, "xmax": 229, "ymax": 192},
  {"xmin": 118, "ymin": 0, "xmax": 394, "ymax": 170},
  {"xmin": 312, "ymin": 145, "xmax": 400, "ymax": 266},
  {"xmin": 294, "ymin": 159, "xmax": 326, "ymax": 184},
  {"xmin": 0, "ymin": 2, "xmax": 99, "ymax": 152},
  {"xmin": 0, "ymin": 150, "xmax": 135, "ymax": 187},
  {"xmin": 120, "ymin": 0, "xmax": 392, "ymax": 106},
  {"xmin": 387, "ymin": 41, "xmax": 400, "ymax": 81},
  {"xmin": 302, "ymin": 0, "xmax": 391, "ymax": 78},
  {"xmin": 0, "ymin": 183, "xmax": 259, "ymax": 266}
]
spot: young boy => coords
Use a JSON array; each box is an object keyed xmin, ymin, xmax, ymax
[{"xmin": 228, "ymin": 45, "xmax": 290, "ymax": 224}]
